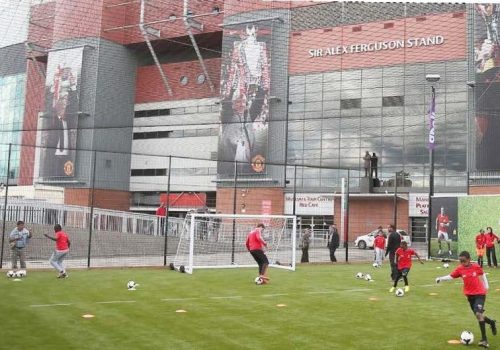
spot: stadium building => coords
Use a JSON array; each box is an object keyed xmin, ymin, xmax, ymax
[{"xmin": 1, "ymin": 1, "xmax": 500, "ymax": 241}]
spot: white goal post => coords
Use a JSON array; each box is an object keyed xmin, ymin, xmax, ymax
[{"xmin": 173, "ymin": 213, "xmax": 297, "ymax": 274}]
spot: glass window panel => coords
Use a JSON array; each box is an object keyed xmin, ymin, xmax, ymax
[
  {"xmin": 322, "ymin": 118, "xmax": 340, "ymax": 130},
  {"xmin": 304, "ymin": 140, "xmax": 321, "ymax": 149},
  {"xmin": 323, "ymin": 72, "xmax": 341, "ymax": 83},
  {"xmin": 341, "ymin": 89, "xmax": 361, "ymax": 100}
]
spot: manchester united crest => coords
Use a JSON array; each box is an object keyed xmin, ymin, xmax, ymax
[
  {"xmin": 251, "ymin": 155, "xmax": 265, "ymax": 173},
  {"xmin": 63, "ymin": 161, "xmax": 74, "ymax": 176}
]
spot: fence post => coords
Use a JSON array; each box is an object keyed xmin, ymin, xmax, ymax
[
  {"xmin": 87, "ymin": 150, "xmax": 97, "ymax": 268},
  {"xmin": 393, "ymin": 171, "xmax": 398, "ymax": 229},
  {"xmin": 0, "ymin": 143, "xmax": 12, "ymax": 269},
  {"xmin": 163, "ymin": 155, "xmax": 172, "ymax": 266},
  {"xmin": 231, "ymin": 161, "xmax": 237, "ymax": 265}
]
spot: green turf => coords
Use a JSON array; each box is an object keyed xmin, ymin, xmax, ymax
[{"xmin": 1, "ymin": 263, "xmax": 499, "ymax": 350}]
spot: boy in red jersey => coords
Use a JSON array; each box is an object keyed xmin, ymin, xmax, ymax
[
  {"xmin": 476, "ymin": 229, "xmax": 487, "ymax": 267},
  {"xmin": 373, "ymin": 230, "xmax": 385, "ymax": 267},
  {"xmin": 436, "ymin": 251, "xmax": 496, "ymax": 348},
  {"xmin": 389, "ymin": 241, "xmax": 423, "ymax": 293},
  {"xmin": 246, "ymin": 223, "xmax": 269, "ymax": 283},
  {"xmin": 44, "ymin": 224, "xmax": 71, "ymax": 278}
]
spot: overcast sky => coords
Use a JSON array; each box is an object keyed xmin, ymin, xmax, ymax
[{"xmin": 0, "ymin": 0, "xmax": 30, "ymax": 48}]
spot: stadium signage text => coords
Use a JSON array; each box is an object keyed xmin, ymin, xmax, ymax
[
  {"xmin": 284, "ymin": 193, "xmax": 334, "ymax": 215},
  {"xmin": 308, "ymin": 35, "xmax": 445, "ymax": 58},
  {"xmin": 409, "ymin": 194, "xmax": 429, "ymax": 217}
]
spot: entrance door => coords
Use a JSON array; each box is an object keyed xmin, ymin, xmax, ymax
[{"xmin": 411, "ymin": 217, "xmax": 427, "ymax": 242}]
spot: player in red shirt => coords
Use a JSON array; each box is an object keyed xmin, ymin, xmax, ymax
[
  {"xmin": 436, "ymin": 251, "xmax": 496, "ymax": 348},
  {"xmin": 44, "ymin": 224, "xmax": 71, "ymax": 278},
  {"xmin": 485, "ymin": 227, "xmax": 499, "ymax": 268},
  {"xmin": 246, "ymin": 223, "xmax": 269, "ymax": 284},
  {"xmin": 476, "ymin": 229, "xmax": 487, "ymax": 268},
  {"xmin": 389, "ymin": 241, "xmax": 423, "ymax": 293},
  {"xmin": 436, "ymin": 207, "xmax": 453, "ymax": 256},
  {"xmin": 373, "ymin": 230, "xmax": 385, "ymax": 267}
]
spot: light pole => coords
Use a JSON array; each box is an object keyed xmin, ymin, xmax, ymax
[{"xmin": 425, "ymin": 74, "xmax": 440, "ymax": 259}]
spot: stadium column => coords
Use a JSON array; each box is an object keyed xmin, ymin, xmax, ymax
[
  {"xmin": 49, "ymin": 0, "xmax": 136, "ymax": 211},
  {"xmin": 0, "ymin": 143, "xmax": 12, "ymax": 269}
]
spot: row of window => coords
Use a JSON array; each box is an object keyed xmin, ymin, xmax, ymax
[
  {"xmin": 133, "ymin": 128, "xmax": 219, "ymax": 140},
  {"xmin": 134, "ymin": 104, "xmax": 219, "ymax": 118},
  {"xmin": 131, "ymin": 167, "xmax": 217, "ymax": 176}
]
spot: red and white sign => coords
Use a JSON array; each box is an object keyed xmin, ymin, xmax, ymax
[{"xmin": 409, "ymin": 194, "xmax": 429, "ymax": 217}]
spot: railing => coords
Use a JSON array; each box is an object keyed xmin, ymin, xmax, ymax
[
  {"xmin": 469, "ymin": 170, "xmax": 500, "ymax": 186},
  {"xmin": 0, "ymin": 199, "xmax": 184, "ymax": 236}
]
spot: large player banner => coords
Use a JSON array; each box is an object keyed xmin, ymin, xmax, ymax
[
  {"xmin": 39, "ymin": 47, "xmax": 83, "ymax": 178},
  {"xmin": 429, "ymin": 197, "xmax": 458, "ymax": 260},
  {"xmin": 218, "ymin": 24, "xmax": 271, "ymax": 175},
  {"xmin": 474, "ymin": 4, "xmax": 500, "ymax": 170}
]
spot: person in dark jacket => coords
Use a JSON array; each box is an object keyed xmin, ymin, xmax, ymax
[
  {"xmin": 300, "ymin": 228, "xmax": 312, "ymax": 263},
  {"xmin": 385, "ymin": 224, "xmax": 401, "ymax": 282},
  {"xmin": 328, "ymin": 224, "xmax": 340, "ymax": 262}
]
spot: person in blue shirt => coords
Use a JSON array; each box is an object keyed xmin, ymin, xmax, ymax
[{"xmin": 9, "ymin": 221, "xmax": 32, "ymax": 270}]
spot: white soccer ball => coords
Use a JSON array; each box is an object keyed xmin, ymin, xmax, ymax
[
  {"xmin": 356, "ymin": 272, "xmax": 364, "ymax": 279},
  {"xmin": 6, "ymin": 270, "xmax": 15, "ymax": 278},
  {"xmin": 443, "ymin": 263, "xmax": 449, "ymax": 268},
  {"xmin": 18, "ymin": 270, "xmax": 26, "ymax": 278},
  {"xmin": 395, "ymin": 288, "xmax": 405, "ymax": 297},
  {"xmin": 364, "ymin": 274, "xmax": 372, "ymax": 281},
  {"xmin": 372, "ymin": 262, "xmax": 379, "ymax": 268},
  {"xmin": 460, "ymin": 330, "xmax": 474, "ymax": 345},
  {"xmin": 14, "ymin": 271, "xmax": 23, "ymax": 278},
  {"xmin": 127, "ymin": 280, "xmax": 137, "ymax": 290},
  {"xmin": 254, "ymin": 276, "xmax": 263, "ymax": 285}
]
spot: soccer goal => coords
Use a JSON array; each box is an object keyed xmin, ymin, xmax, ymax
[{"xmin": 172, "ymin": 214, "xmax": 297, "ymax": 274}]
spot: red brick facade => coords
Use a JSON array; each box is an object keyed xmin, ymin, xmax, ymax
[
  {"xmin": 216, "ymin": 188, "xmax": 284, "ymax": 216},
  {"xmin": 135, "ymin": 58, "xmax": 221, "ymax": 103},
  {"xmin": 65, "ymin": 188, "xmax": 131, "ymax": 211}
]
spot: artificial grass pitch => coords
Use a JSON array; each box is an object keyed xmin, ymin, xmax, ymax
[{"xmin": 1, "ymin": 263, "xmax": 499, "ymax": 350}]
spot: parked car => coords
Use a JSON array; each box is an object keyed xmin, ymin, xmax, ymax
[{"xmin": 354, "ymin": 229, "xmax": 411, "ymax": 249}]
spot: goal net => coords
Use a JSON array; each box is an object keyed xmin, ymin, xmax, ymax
[{"xmin": 173, "ymin": 214, "xmax": 297, "ymax": 274}]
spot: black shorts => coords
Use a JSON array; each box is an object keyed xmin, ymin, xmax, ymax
[
  {"xmin": 398, "ymin": 268, "xmax": 410, "ymax": 276},
  {"xmin": 467, "ymin": 295, "xmax": 486, "ymax": 314},
  {"xmin": 250, "ymin": 250, "xmax": 269, "ymax": 265}
]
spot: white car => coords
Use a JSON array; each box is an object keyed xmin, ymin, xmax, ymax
[{"xmin": 354, "ymin": 229, "xmax": 411, "ymax": 250}]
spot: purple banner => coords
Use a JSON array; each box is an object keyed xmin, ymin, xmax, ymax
[{"xmin": 428, "ymin": 90, "xmax": 436, "ymax": 150}]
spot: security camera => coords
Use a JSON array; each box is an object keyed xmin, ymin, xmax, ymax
[
  {"xmin": 466, "ymin": 81, "xmax": 476, "ymax": 88},
  {"xmin": 425, "ymin": 74, "xmax": 441, "ymax": 83}
]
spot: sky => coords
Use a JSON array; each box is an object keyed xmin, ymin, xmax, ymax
[{"xmin": 0, "ymin": 0, "xmax": 30, "ymax": 48}]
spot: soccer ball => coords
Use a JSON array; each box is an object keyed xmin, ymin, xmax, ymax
[
  {"xmin": 14, "ymin": 271, "xmax": 23, "ymax": 278},
  {"xmin": 355, "ymin": 272, "xmax": 364, "ymax": 279},
  {"xmin": 17, "ymin": 270, "xmax": 26, "ymax": 278},
  {"xmin": 254, "ymin": 276, "xmax": 263, "ymax": 285},
  {"xmin": 443, "ymin": 263, "xmax": 450, "ymax": 268},
  {"xmin": 6, "ymin": 270, "xmax": 15, "ymax": 278},
  {"xmin": 364, "ymin": 274, "xmax": 372, "ymax": 281},
  {"xmin": 460, "ymin": 330, "xmax": 474, "ymax": 345},
  {"xmin": 127, "ymin": 280, "xmax": 137, "ymax": 290},
  {"xmin": 395, "ymin": 288, "xmax": 405, "ymax": 297},
  {"xmin": 372, "ymin": 262, "xmax": 379, "ymax": 268}
]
